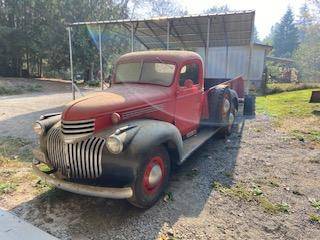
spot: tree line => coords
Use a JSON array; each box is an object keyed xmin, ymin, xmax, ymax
[
  {"xmin": 0, "ymin": 0, "xmax": 188, "ymax": 79},
  {"xmin": 264, "ymin": 1, "xmax": 320, "ymax": 81},
  {"xmin": 1, "ymin": 0, "xmax": 319, "ymax": 81}
]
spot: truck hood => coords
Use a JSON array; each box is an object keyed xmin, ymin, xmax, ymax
[{"xmin": 62, "ymin": 84, "xmax": 172, "ymax": 121}]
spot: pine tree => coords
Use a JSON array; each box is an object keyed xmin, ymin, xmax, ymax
[
  {"xmin": 297, "ymin": 3, "xmax": 313, "ymax": 41},
  {"xmin": 273, "ymin": 8, "xmax": 299, "ymax": 58}
]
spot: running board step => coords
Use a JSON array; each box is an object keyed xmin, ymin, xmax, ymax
[{"xmin": 180, "ymin": 127, "xmax": 220, "ymax": 163}]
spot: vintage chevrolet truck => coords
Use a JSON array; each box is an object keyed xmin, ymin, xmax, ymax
[{"xmin": 32, "ymin": 50, "xmax": 243, "ymax": 208}]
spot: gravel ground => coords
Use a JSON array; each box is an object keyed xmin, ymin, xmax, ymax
[
  {"xmin": 1, "ymin": 78, "xmax": 320, "ymax": 239},
  {"xmin": 6, "ymin": 115, "xmax": 320, "ymax": 240}
]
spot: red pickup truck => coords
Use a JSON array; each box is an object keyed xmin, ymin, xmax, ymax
[{"xmin": 32, "ymin": 50, "xmax": 243, "ymax": 208}]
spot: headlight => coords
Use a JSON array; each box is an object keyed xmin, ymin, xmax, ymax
[
  {"xmin": 106, "ymin": 135, "xmax": 123, "ymax": 154},
  {"xmin": 33, "ymin": 122, "xmax": 44, "ymax": 135},
  {"xmin": 223, "ymin": 98, "xmax": 230, "ymax": 113}
]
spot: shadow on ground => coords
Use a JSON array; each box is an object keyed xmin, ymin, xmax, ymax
[{"xmin": 9, "ymin": 113, "xmax": 247, "ymax": 239}]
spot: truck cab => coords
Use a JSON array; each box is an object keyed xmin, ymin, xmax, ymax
[{"xmin": 33, "ymin": 50, "xmax": 241, "ymax": 208}]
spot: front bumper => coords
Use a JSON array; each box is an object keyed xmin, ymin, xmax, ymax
[{"xmin": 32, "ymin": 163, "xmax": 133, "ymax": 199}]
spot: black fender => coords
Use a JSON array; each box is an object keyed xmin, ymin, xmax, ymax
[
  {"xmin": 229, "ymin": 89, "xmax": 239, "ymax": 111},
  {"xmin": 97, "ymin": 119, "xmax": 183, "ymax": 186}
]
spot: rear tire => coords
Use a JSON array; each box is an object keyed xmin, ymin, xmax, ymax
[
  {"xmin": 219, "ymin": 102, "xmax": 236, "ymax": 137},
  {"xmin": 128, "ymin": 146, "xmax": 171, "ymax": 208}
]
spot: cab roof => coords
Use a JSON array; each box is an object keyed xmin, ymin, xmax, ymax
[{"xmin": 117, "ymin": 50, "xmax": 202, "ymax": 64}]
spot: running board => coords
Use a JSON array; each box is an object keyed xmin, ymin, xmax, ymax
[{"xmin": 180, "ymin": 127, "xmax": 220, "ymax": 164}]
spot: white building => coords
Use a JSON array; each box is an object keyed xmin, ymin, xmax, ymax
[{"xmin": 197, "ymin": 43, "xmax": 272, "ymax": 89}]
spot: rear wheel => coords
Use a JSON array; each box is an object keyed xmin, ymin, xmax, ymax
[
  {"xmin": 128, "ymin": 146, "xmax": 171, "ymax": 208},
  {"xmin": 219, "ymin": 102, "xmax": 236, "ymax": 136}
]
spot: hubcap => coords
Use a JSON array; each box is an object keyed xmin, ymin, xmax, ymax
[
  {"xmin": 143, "ymin": 156, "xmax": 165, "ymax": 194},
  {"xmin": 228, "ymin": 112, "xmax": 235, "ymax": 131},
  {"xmin": 148, "ymin": 164, "xmax": 163, "ymax": 187},
  {"xmin": 229, "ymin": 112, "xmax": 235, "ymax": 125}
]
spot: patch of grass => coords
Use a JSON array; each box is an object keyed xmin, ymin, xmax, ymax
[
  {"xmin": 212, "ymin": 181, "xmax": 290, "ymax": 214},
  {"xmin": 86, "ymin": 81, "xmax": 100, "ymax": 87},
  {"xmin": 33, "ymin": 179, "xmax": 53, "ymax": 192},
  {"xmin": 257, "ymin": 89, "xmax": 320, "ymax": 144},
  {"xmin": 310, "ymin": 200, "xmax": 320, "ymax": 210},
  {"xmin": 309, "ymin": 214, "xmax": 320, "ymax": 223},
  {"xmin": 257, "ymin": 89, "xmax": 320, "ymax": 118},
  {"xmin": 0, "ymin": 83, "xmax": 42, "ymax": 95},
  {"xmin": 266, "ymin": 83, "xmax": 320, "ymax": 95},
  {"xmin": 0, "ymin": 137, "xmax": 33, "ymax": 163},
  {"xmin": 0, "ymin": 182, "xmax": 17, "ymax": 195}
]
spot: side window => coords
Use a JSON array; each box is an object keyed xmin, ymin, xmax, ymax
[{"xmin": 179, "ymin": 63, "xmax": 199, "ymax": 87}]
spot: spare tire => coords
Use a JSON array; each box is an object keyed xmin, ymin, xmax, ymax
[{"xmin": 208, "ymin": 87, "xmax": 232, "ymax": 127}]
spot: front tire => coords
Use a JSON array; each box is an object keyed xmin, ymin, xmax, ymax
[{"xmin": 128, "ymin": 146, "xmax": 171, "ymax": 208}]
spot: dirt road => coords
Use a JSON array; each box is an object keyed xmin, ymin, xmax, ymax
[
  {"xmin": 0, "ymin": 78, "xmax": 94, "ymax": 140},
  {"xmin": 1, "ymin": 79, "xmax": 320, "ymax": 239}
]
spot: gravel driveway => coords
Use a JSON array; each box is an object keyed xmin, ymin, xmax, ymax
[{"xmin": 1, "ymin": 79, "xmax": 320, "ymax": 239}]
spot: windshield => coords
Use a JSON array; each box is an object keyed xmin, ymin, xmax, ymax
[{"xmin": 115, "ymin": 61, "xmax": 175, "ymax": 86}]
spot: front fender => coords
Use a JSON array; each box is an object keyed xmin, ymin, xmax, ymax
[
  {"xmin": 97, "ymin": 119, "xmax": 183, "ymax": 186},
  {"xmin": 126, "ymin": 120, "xmax": 183, "ymax": 160}
]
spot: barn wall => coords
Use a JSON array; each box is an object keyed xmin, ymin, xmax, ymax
[{"xmin": 196, "ymin": 45, "xmax": 266, "ymax": 88}]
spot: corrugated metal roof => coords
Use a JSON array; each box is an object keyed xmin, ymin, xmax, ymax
[{"xmin": 67, "ymin": 10, "xmax": 255, "ymax": 49}]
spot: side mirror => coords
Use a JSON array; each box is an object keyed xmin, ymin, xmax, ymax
[{"xmin": 184, "ymin": 79, "xmax": 194, "ymax": 88}]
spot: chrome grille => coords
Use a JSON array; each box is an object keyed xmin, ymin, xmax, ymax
[
  {"xmin": 61, "ymin": 119, "xmax": 95, "ymax": 135},
  {"xmin": 47, "ymin": 127, "xmax": 105, "ymax": 179}
]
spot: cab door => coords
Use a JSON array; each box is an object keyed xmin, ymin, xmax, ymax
[{"xmin": 175, "ymin": 61, "xmax": 203, "ymax": 136}]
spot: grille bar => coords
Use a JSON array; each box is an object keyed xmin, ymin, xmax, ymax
[
  {"xmin": 61, "ymin": 119, "xmax": 95, "ymax": 136},
  {"xmin": 47, "ymin": 127, "xmax": 105, "ymax": 179}
]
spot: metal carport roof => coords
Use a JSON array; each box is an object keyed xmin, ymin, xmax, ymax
[
  {"xmin": 67, "ymin": 10, "xmax": 255, "ymax": 97},
  {"xmin": 67, "ymin": 10, "xmax": 255, "ymax": 49}
]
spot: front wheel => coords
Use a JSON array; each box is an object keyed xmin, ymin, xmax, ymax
[{"xmin": 128, "ymin": 146, "xmax": 171, "ymax": 208}]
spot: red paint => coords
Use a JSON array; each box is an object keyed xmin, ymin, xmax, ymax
[
  {"xmin": 142, "ymin": 156, "xmax": 165, "ymax": 195},
  {"xmin": 61, "ymin": 51, "xmax": 244, "ymax": 137}
]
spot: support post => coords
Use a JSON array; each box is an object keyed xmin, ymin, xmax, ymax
[
  {"xmin": 99, "ymin": 25, "xmax": 103, "ymax": 90},
  {"xmin": 246, "ymin": 14, "xmax": 255, "ymax": 94},
  {"xmin": 205, "ymin": 17, "xmax": 211, "ymax": 77},
  {"xmin": 131, "ymin": 23, "xmax": 134, "ymax": 52},
  {"xmin": 166, "ymin": 20, "xmax": 170, "ymax": 50},
  {"xmin": 222, "ymin": 16, "xmax": 229, "ymax": 79},
  {"xmin": 68, "ymin": 27, "xmax": 75, "ymax": 100}
]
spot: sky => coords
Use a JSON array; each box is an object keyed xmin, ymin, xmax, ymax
[{"xmin": 178, "ymin": 0, "xmax": 307, "ymax": 39}]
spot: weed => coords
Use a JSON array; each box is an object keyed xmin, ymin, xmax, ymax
[
  {"xmin": 164, "ymin": 192, "xmax": 174, "ymax": 202},
  {"xmin": 213, "ymin": 181, "xmax": 290, "ymax": 214},
  {"xmin": 310, "ymin": 200, "xmax": 320, "ymax": 210},
  {"xmin": 309, "ymin": 214, "xmax": 320, "ymax": 223},
  {"xmin": 252, "ymin": 186, "xmax": 263, "ymax": 196},
  {"xmin": 0, "ymin": 182, "xmax": 17, "ymax": 195},
  {"xmin": 33, "ymin": 179, "xmax": 53, "ymax": 191},
  {"xmin": 0, "ymin": 84, "xmax": 42, "ymax": 95},
  {"xmin": 276, "ymin": 203, "xmax": 290, "ymax": 213}
]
